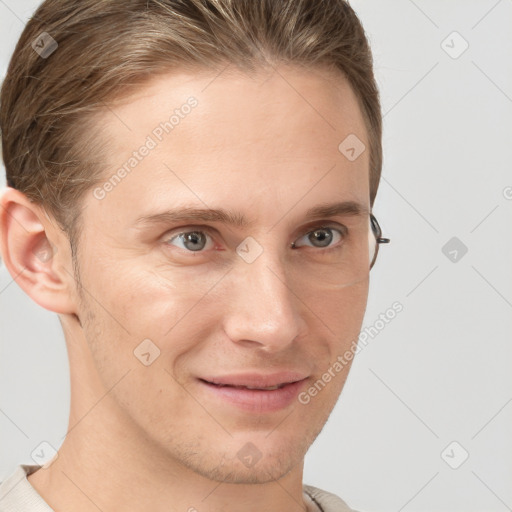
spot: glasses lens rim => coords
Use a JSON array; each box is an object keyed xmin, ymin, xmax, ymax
[{"xmin": 370, "ymin": 213, "xmax": 381, "ymax": 269}]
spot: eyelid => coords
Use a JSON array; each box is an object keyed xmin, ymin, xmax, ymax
[
  {"xmin": 299, "ymin": 222, "xmax": 348, "ymax": 234},
  {"xmin": 164, "ymin": 225, "xmax": 217, "ymax": 238}
]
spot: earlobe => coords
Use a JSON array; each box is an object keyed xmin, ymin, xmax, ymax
[{"xmin": 0, "ymin": 187, "xmax": 78, "ymax": 315}]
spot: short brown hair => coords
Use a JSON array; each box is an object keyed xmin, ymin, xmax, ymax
[{"xmin": 0, "ymin": 0, "xmax": 382, "ymax": 255}]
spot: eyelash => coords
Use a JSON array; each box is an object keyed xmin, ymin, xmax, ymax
[{"xmin": 162, "ymin": 224, "xmax": 348, "ymax": 255}]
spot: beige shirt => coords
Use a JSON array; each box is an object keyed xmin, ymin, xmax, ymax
[{"xmin": 0, "ymin": 464, "xmax": 359, "ymax": 512}]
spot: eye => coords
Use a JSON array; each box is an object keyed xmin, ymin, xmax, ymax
[
  {"xmin": 292, "ymin": 225, "xmax": 346, "ymax": 251},
  {"xmin": 163, "ymin": 224, "xmax": 347, "ymax": 255},
  {"xmin": 165, "ymin": 229, "xmax": 215, "ymax": 252}
]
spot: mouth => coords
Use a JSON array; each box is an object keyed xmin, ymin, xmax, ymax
[
  {"xmin": 200, "ymin": 380, "xmax": 291, "ymax": 391},
  {"xmin": 197, "ymin": 373, "xmax": 309, "ymax": 413}
]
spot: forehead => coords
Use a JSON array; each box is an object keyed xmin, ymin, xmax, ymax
[
  {"xmin": 105, "ymin": 64, "xmax": 366, "ymax": 137},
  {"xmin": 87, "ymin": 64, "xmax": 370, "ymax": 229}
]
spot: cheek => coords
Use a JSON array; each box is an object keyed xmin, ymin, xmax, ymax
[
  {"xmin": 310, "ymin": 280, "xmax": 369, "ymax": 339},
  {"xmin": 302, "ymin": 282, "xmax": 368, "ymax": 386},
  {"xmin": 83, "ymin": 261, "xmax": 221, "ymax": 367},
  {"xmin": 88, "ymin": 260, "xmax": 185, "ymax": 328}
]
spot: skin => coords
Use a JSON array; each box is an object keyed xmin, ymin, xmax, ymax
[{"xmin": 0, "ymin": 63, "xmax": 371, "ymax": 512}]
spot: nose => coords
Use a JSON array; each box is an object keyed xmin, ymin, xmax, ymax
[{"xmin": 221, "ymin": 245, "xmax": 305, "ymax": 352}]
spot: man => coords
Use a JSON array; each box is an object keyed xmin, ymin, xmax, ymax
[{"xmin": 0, "ymin": 0, "xmax": 389, "ymax": 511}]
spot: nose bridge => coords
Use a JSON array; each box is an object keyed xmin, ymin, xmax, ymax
[{"xmin": 222, "ymin": 237, "xmax": 303, "ymax": 348}]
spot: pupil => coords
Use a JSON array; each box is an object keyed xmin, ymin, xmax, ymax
[
  {"xmin": 184, "ymin": 232, "xmax": 205, "ymax": 251},
  {"xmin": 311, "ymin": 229, "xmax": 332, "ymax": 247}
]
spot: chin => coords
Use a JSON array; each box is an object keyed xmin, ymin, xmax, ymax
[
  {"xmin": 172, "ymin": 424, "xmax": 322, "ymax": 485},
  {"xmin": 194, "ymin": 452, "xmax": 298, "ymax": 484}
]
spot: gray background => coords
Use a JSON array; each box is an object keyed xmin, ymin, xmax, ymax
[{"xmin": 1, "ymin": 1, "xmax": 511, "ymax": 511}]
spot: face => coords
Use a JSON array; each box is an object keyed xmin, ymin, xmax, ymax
[{"xmin": 72, "ymin": 64, "xmax": 371, "ymax": 484}]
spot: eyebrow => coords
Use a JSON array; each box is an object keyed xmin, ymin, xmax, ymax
[{"xmin": 133, "ymin": 200, "xmax": 369, "ymax": 230}]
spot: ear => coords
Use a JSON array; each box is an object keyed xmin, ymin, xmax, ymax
[{"xmin": 0, "ymin": 187, "xmax": 78, "ymax": 315}]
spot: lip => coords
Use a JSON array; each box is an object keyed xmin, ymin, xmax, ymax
[{"xmin": 198, "ymin": 372, "xmax": 309, "ymax": 413}]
